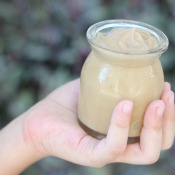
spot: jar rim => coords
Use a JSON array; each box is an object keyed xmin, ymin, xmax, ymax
[{"xmin": 86, "ymin": 19, "xmax": 169, "ymax": 56}]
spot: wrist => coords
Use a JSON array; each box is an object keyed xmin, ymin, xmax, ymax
[{"xmin": 0, "ymin": 114, "xmax": 44, "ymax": 175}]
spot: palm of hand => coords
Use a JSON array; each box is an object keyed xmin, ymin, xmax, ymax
[{"xmin": 24, "ymin": 79, "xmax": 175, "ymax": 167}]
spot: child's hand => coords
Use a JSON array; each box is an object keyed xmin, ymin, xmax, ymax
[{"xmin": 24, "ymin": 80, "xmax": 175, "ymax": 167}]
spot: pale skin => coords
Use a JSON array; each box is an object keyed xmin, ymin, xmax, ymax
[{"xmin": 0, "ymin": 79, "xmax": 174, "ymax": 175}]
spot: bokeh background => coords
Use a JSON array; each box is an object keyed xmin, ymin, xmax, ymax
[{"xmin": 0, "ymin": 0, "xmax": 175, "ymax": 174}]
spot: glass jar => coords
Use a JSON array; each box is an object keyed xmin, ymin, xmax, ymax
[{"xmin": 78, "ymin": 20, "xmax": 169, "ymax": 143}]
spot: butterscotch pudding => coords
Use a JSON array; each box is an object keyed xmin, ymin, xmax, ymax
[{"xmin": 78, "ymin": 20, "xmax": 169, "ymax": 143}]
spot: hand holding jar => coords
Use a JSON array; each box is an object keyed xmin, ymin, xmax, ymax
[{"xmin": 0, "ymin": 79, "xmax": 174, "ymax": 175}]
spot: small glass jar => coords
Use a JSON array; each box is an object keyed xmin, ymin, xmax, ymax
[{"xmin": 78, "ymin": 20, "xmax": 169, "ymax": 143}]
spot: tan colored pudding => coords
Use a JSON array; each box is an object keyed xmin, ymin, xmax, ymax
[
  {"xmin": 78, "ymin": 20, "xmax": 168, "ymax": 143},
  {"xmin": 97, "ymin": 28, "xmax": 158, "ymax": 53}
]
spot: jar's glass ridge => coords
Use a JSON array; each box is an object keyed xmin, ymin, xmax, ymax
[{"xmin": 87, "ymin": 20, "xmax": 169, "ymax": 56}]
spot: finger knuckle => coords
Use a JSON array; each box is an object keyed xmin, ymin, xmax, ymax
[
  {"xmin": 107, "ymin": 144, "xmax": 125, "ymax": 159},
  {"xmin": 145, "ymin": 154, "xmax": 160, "ymax": 164},
  {"xmin": 116, "ymin": 120, "xmax": 130, "ymax": 129},
  {"xmin": 108, "ymin": 150, "xmax": 120, "ymax": 158}
]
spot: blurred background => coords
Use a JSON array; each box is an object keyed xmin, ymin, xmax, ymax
[{"xmin": 0, "ymin": 0, "xmax": 175, "ymax": 174}]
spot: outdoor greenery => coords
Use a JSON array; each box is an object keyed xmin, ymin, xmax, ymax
[{"xmin": 0, "ymin": 0, "xmax": 175, "ymax": 174}]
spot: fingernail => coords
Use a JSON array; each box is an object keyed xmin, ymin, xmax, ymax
[
  {"xmin": 156, "ymin": 104, "xmax": 165, "ymax": 116},
  {"xmin": 122, "ymin": 101, "xmax": 133, "ymax": 114},
  {"xmin": 168, "ymin": 93, "xmax": 174, "ymax": 105}
]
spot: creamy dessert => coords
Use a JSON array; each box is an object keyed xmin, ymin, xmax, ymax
[
  {"xmin": 96, "ymin": 28, "xmax": 158, "ymax": 53},
  {"xmin": 78, "ymin": 20, "xmax": 168, "ymax": 143}
]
